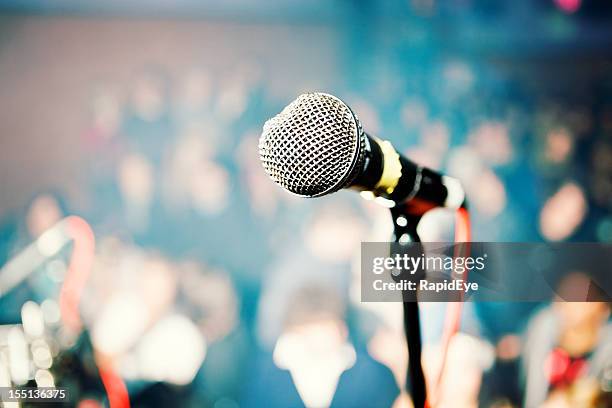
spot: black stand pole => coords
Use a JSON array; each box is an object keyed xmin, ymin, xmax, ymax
[{"xmin": 390, "ymin": 206, "xmax": 427, "ymax": 408}]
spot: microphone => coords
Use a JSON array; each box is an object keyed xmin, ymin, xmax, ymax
[{"xmin": 258, "ymin": 92, "xmax": 464, "ymax": 213}]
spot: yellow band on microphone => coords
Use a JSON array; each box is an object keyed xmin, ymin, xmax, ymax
[{"xmin": 373, "ymin": 138, "xmax": 402, "ymax": 196}]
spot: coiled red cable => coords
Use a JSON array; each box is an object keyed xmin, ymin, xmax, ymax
[{"xmin": 60, "ymin": 216, "xmax": 130, "ymax": 408}]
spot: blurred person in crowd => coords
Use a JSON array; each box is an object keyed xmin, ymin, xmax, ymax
[
  {"xmin": 423, "ymin": 333, "xmax": 495, "ymax": 408},
  {"xmin": 81, "ymin": 84, "xmax": 125, "ymax": 227},
  {"xmin": 0, "ymin": 192, "xmax": 68, "ymax": 322},
  {"xmin": 179, "ymin": 261, "xmax": 251, "ymax": 408},
  {"xmin": 87, "ymin": 247, "xmax": 181, "ymax": 358},
  {"xmin": 521, "ymin": 292, "xmax": 611, "ymax": 407},
  {"xmin": 82, "ymin": 243, "xmax": 209, "ymax": 404},
  {"xmin": 83, "ymin": 85, "xmax": 123, "ymax": 159},
  {"xmin": 173, "ymin": 69, "xmax": 214, "ymax": 124},
  {"xmin": 242, "ymin": 284, "xmax": 399, "ymax": 408},
  {"xmin": 162, "ymin": 126, "xmax": 230, "ymax": 217},
  {"xmin": 256, "ymin": 201, "xmax": 366, "ymax": 348},
  {"xmin": 476, "ymin": 304, "xmax": 537, "ymax": 407},
  {"xmin": 122, "ymin": 69, "xmax": 174, "ymax": 166},
  {"xmin": 117, "ymin": 153, "xmax": 155, "ymax": 234},
  {"xmin": 24, "ymin": 193, "xmax": 66, "ymax": 239}
]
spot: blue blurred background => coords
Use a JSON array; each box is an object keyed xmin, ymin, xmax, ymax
[{"xmin": 0, "ymin": 1, "xmax": 610, "ymax": 407}]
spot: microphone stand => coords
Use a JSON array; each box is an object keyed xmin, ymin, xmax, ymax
[{"xmin": 389, "ymin": 206, "xmax": 427, "ymax": 408}]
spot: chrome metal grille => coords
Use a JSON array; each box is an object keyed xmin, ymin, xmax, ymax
[{"xmin": 258, "ymin": 93, "xmax": 365, "ymax": 197}]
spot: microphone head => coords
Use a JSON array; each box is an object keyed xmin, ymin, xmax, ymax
[{"xmin": 259, "ymin": 92, "xmax": 366, "ymax": 197}]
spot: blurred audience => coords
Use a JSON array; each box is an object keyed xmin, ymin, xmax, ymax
[{"xmin": 1, "ymin": 2, "xmax": 611, "ymax": 406}]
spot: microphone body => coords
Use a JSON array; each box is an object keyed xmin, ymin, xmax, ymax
[
  {"xmin": 259, "ymin": 92, "xmax": 464, "ymax": 214},
  {"xmin": 349, "ymin": 133, "xmax": 464, "ymax": 213}
]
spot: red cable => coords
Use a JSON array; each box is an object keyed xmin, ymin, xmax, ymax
[
  {"xmin": 429, "ymin": 207, "xmax": 471, "ymax": 407},
  {"xmin": 60, "ymin": 216, "xmax": 131, "ymax": 408},
  {"xmin": 59, "ymin": 216, "xmax": 94, "ymax": 332},
  {"xmin": 97, "ymin": 364, "xmax": 131, "ymax": 408}
]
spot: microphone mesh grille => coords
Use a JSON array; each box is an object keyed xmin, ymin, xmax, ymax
[{"xmin": 258, "ymin": 93, "xmax": 364, "ymax": 197}]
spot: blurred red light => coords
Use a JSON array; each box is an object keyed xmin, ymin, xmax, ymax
[{"xmin": 554, "ymin": 0, "xmax": 581, "ymax": 14}]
